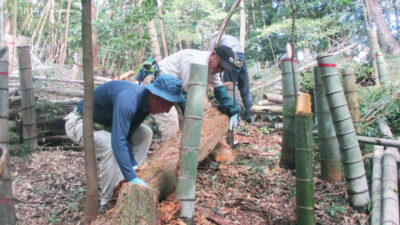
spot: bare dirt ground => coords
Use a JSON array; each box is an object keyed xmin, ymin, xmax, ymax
[{"xmin": 10, "ymin": 121, "xmax": 369, "ymax": 225}]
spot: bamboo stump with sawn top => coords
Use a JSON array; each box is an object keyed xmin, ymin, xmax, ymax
[
  {"xmin": 295, "ymin": 94, "xmax": 315, "ymax": 225},
  {"xmin": 376, "ymin": 51, "xmax": 388, "ymax": 85},
  {"xmin": 341, "ymin": 67, "xmax": 362, "ymax": 134},
  {"xmin": 17, "ymin": 45, "xmax": 38, "ymax": 152}
]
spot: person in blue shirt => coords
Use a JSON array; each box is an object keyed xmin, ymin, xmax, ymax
[{"xmin": 64, "ymin": 74, "xmax": 185, "ymax": 209}]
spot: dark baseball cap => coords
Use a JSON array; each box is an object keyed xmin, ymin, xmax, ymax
[{"xmin": 215, "ymin": 45, "xmax": 236, "ymax": 72}]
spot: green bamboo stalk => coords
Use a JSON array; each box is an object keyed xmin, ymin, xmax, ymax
[
  {"xmin": 317, "ymin": 55, "xmax": 369, "ymax": 207},
  {"xmin": 176, "ymin": 63, "xmax": 208, "ymax": 225},
  {"xmin": 371, "ymin": 145, "xmax": 383, "ymax": 225},
  {"xmin": 280, "ymin": 58, "xmax": 298, "ymax": 169},
  {"xmin": 341, "ymin": 67, "xmax": 362, "ymax": 134},
  {"xmin": 367, "ymin": 26, "xmax": 379, "ymax": 83},
  {"xmin": 314, "ymin": 67, "xmax": 341, "ymax": 181},
  {"xmin": 295, "ymin": 94, "xmax": 315, "ymax": 225},
  {"xmin": 17, "ymin": 45, "xmax": 38, "ymax": 152},
  {"xmin": 382, "ymin": 147, "xmax": 399, "ymax": 225},
  {"xmin": 376, "ymin": 51, "xmax": 388, "ymax": 85},
  {"xmin": 0, "ymin": 47, "xmax": 9, "ymax": 150}
]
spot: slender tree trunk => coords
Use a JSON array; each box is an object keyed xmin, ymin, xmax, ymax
[
  {"xmin": 59, "ymin": 0, "xmax": 71, "ymax": 65},
  {"xmin": 239, "ymin": 0, "xmax": 246, "ymax": 51},
  {"xmin": 157, "ymin": 0, "xmax": 168, "ymax": 57},
  {"xmin": 147, "ymin": 19, "xmax": 162, "ymax": 61},
  {"xmin": 214, "ymin": 0, "xmax": 241, "ymax": 46},
  {"xmin": 134, "ymin": 0, "xmax": 145, "ymax": 68},
  {"xmin": 251, "ymin": 0, "xmax": 256, "ymax": 29},
  {"xmin": 366, "ymin": 0, "xmax": 400, "ymax": 57},
  {"xmin": 81, "ymin": 0, "xmax": 99, "ymax": 223},
  {"xmin": 183, "ymin": 10, "xmax": 191, "ymax": 49},
  {"xmin": 91, "ymin": 0, "xmax": 99, "ymax": 68},
  {"xmin": 394, "ymin": 0, "xmax": 399, "ymax": 39},
  {"xmin": 48, "ymin": 0, "xmax": 56, "ymax": 62},
  {"xmin": 35, "ymin": 2, "xmax": 51, "ymax": 49},
  {"xmin": 0, "ymin": 0, "xmax": 4, "ymax": 46},
  {"xmin": 31, "ymin": 1, "xmax": 50, "ymax": 46}
]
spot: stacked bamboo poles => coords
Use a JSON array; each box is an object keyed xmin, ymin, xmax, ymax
[
  {"xmin": 176, "ymin": 63, "xmax": 208, "ymax": 224},
  {"xmin": 17, "ymin": 45, "xmax": 38, "ymax": 152},
  {"xmin": 376, "ymin": 51, "xmax": 388, "ymax": 85},
  {"xmin": 295, "ymin": 94, "xmax": 315, "ymax": 225},
  {"xmin": 341, "ymin": 67, "xmax": 362, "ymax": 134},
  {"xmin": 280, "ymin": 58, "xmax": 298, "ymax": 169},
  {"xmin": 314, "ymin": 67, "xmax": 341, "ymax": 181},
  {"xmin": 0, "ymin": 47, "xmax": 9, "ymax": 150},
  {"xmin": 367, "ymin": 26, "xmax": 380, "ymax": 84},
  {"xmin": 371, "ymin": 145, "xmax": 384, "ymax": 225},
  {"xmin": 317, "ymin": 55, "xmax": 369, "ymax": 207}
]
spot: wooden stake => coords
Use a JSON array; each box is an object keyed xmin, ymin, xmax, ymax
[
  {"xmin": 176, "ymin": 64, "xmax": 208, "ymax": 224},
  {"xmin": 314, "ymin": 66, "xmax": 341, "ymax": 182},
  {"xmin": 317, "ymin": 55, "xmax": 369, "ymax": 207},
  {"xmin": 17, "ymin": 45, "xmax": 38, "ymax": 152},
  {"xmin": 295, "ymin": 93, "xmax": 315, "ymax": 225},
  {"xmin": 280, "ymin": 58, "xmax": 298, "ymax": 169}
]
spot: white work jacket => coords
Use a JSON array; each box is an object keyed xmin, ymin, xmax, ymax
[{"xmin": 157, "ymin": 49, "xmax": 223, "ymax": 91}]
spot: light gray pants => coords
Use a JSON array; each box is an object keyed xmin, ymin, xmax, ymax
[{"xmin": 64, "ymin": 112, "xmax": 152, "ymax": 205}]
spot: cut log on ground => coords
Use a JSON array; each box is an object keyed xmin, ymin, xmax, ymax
[
  {"xmin": 212, "ymin": 138, "xmax": 236, "ymax": 163},
  {"xmin": 111, "ymin": 183, "xmax": 159, "ymax": 225},
  {"xmin": 136, "ymin": 106, "xmax": 229, "ymax": 200},
  {"xmin": 263, "ymin": 93, "xmax": 283, "ymax": 103},
  {"xmin": 251, "ymin": 105, "xmax": 283, "ymax": 115}
]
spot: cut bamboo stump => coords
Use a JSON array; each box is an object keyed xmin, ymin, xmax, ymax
[
  {"xmin": 17, "ymin": 45, "xmax": 38, "ymax": 152},
  {"xmin": 371, "ymin": 145, "xmax": 383, "ymax": 225},
  {"xmin": 376, "ymin": 52, "xmax": 388, "ymax": 85},
  {"xmin": 295, "ymin": 94, "xmax": 315, "ymax": 225},
  {"xmin": 367, "ymin": 26, "xmax": 380, "ymax": 84},
  {"xmin": 176, "ymin": 64, "xmax": 208, "ymax": 224},
  {"xmin": 0, "ymin": 148, "xmax": 16, "ymax": 225},
  {"xmin": 314, "ymin": 66, "xmax": 341, "ymax": 181},
  {"xmin": 341, "ymin": 67, "xmax": 362, "ymax": 134},
  {"xmin": 263, "ymin": 93, "xmax": 283, "ymax": 103},
  {"xmin": 0, "ymin": 47, "xmax": 9, "ymax": 150},
  {"xmin": 317, "ymin": 55, "xmax": 369, "ymax": 207},
  {"xmin": 111, "ymin": 183, "xmax": 159, "ymax": 225},
  {"xmin": 136, "ymin": 106, "xmax": 229, "ymax": 200},
  {"xmin": 280, "ymin": 58, "xmax": 299, "ymax": 169}
]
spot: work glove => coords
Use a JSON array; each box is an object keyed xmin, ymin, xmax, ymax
[
  {"xmin": 129, "ymin": 177, "xmax": 148, "ymax": 187},
  {"xmin": 214, "ymin": 86, "xmax": 239, "ymax": 117},
  {"xmin": 229, "ymin": 114, "xmax": 238, "ymax": 130}
]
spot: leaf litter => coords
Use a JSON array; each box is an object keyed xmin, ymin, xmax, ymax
[{"xmin": 11, "ymin": 121, "xmax": 369, "ymax": 224}]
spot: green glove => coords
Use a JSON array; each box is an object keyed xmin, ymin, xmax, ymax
[{"xmin": 213, "ymin": 85, "xmax": 239, "ymax": 117}]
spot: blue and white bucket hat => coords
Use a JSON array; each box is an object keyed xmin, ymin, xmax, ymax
[{"xmin": 145, "ymin": 74, "xmax": 185, "ymax": 103}]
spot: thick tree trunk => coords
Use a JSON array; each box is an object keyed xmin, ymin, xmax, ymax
[
  {"xmin": 147, "ymin": 19, "xmax": 162, "ymax": 61},
  {"xmin": 136, "ymin": 106, "xmax": 229, "ymax": 200},
  {"xmin": 366, "ymin": 0, "xmax": 400, "ymax": 57},
  {"xmin": 81, "ymin": 0, "xmax": 99, "ymax": 223}
]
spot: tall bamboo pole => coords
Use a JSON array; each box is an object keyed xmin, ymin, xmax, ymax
[
  {"xmin": 0, "ymin": 148, "xmax": 16, "ymax": 225},
  {"xmin": 295, "ymin": 94, "xmax": 315, "ymax": 225},
  {"xmin": 382, "ymin": 147, "xmax": 399, "ymax": 225},
  {"xmin": 317, "ymin": 55, "xmax": 369, "ymax": 207},
  {"xmin": 341, "ymin": 67, "xmax": 362, "ymax": 134},
  {"xmin": 376, "ymin": 51, "xmax": 388, "ymax": 85},
  {"xmin": 367, "ymin": 26, "xmax": 380, "ymax": 84},
  {"xmin": 280, "ymin": 58, "xmax": 298, "ymax": 169},
  {"xmin": 314, "ymin": 66, "xmax": 341, "ymax": 181},
  {"xmin": 371, "ymin": 145, "xmax": 383, "ymax": 225},
  {"xmin": 0, "ymin": 47, "xmax": 8, "ymax": 150},
  {"xmin": 176, "ymin": 63, "xmax": 208, "ymax": 225},
  {"xmin": 17, "ymin": 45, "xmax": 38, "ymax": 152}
]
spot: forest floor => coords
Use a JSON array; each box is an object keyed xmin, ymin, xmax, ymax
[{"xmin": 10, "ymin": 120, "xmax": 370, "ymax": 225}]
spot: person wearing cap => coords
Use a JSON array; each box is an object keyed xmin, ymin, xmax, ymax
[
  {"xmin": 64, "ymin": 74, "xmax": 185, "ymax": 209},
  {"xmin": 209, "ymin": 34, "xmax": 254, "ymax": 123},
  {"xmin": 153, "ymin": 46, "xmax": 240, "ymax": 142}
]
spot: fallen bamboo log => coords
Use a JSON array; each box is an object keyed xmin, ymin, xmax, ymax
[
  {"xmin": 251, "ymin": 105, "xmax": 283, "ymax": 115},
  {"xmin": 312, "ymin": 130, "xmax": 400, "ymax": 148},
  {"xmin": 9, "ymin": 74, "xmax": 109, "ymax": 85}
]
